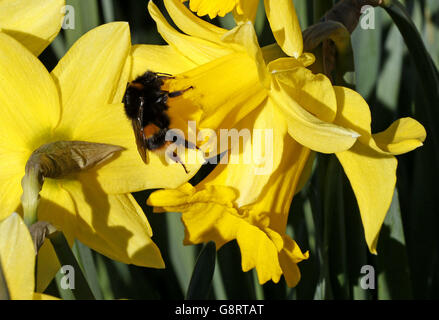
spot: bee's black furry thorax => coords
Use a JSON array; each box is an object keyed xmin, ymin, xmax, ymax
[
  {"xmin": 122, "ymin": 70, "xmax": 196, "ymax": 172},
  {"xmin": 123, "ymin": 71, "xmax": 171, "ymax": 129}
]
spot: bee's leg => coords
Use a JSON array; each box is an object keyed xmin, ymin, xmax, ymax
[
  {"xmin": 170, "ymin": 150, "xmax": 189, "ymax": 174},
  {"xmin": 171, "ymin": 134, "xmax": 200, "ymax": 151},
  {"xmin": 184, "ymin": 139, "xmax": 201, "ymax": 151},
  {"xmin": 168, "ymin": 86, "xmax": 194, "ymax": 98}
]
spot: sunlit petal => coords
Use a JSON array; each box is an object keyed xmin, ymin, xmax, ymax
[
  {"xmin": 131, "ymin": 44, "xmax": 198, "ymax": 79},
  {"xmin": 168, "ymin": 53, "xmax": 266, "ymax": 131},
  {"xmin": 52, "ymin": 22, "xmax": 131, "ymax": 133},
  {"xmin": 274, "ymin": 66, "xmax": 337, "ymax": 122},
  {"xmin": 0, "ymin": 213, "xmax": 35, "ymax": 300},
  {"xmin": 264, "ymin": 0, "xmax": 303, "ymax": 58},
  {"xmin": 61, "ymin": 179, "xmax": 164, "ymax": 268},
  {"xmin": 336, "ymin": 143, "xmax": 397, "ymax": 254},
  {"xmin": 234, "ymin": 0, "xmax": 259, "ymax": 23},
  {"xmin": 149, "ymin": 1, "xmax": 233, "ymax": 65},
  {"xmin": 373, "ymin": 118, "xmax": 426, "ymax": 155},
  {"xmin": 270, "ymin": 82, "xmax": 359, "ymax": 154},
  {"xmin": 0, "ymin": 32, "xmax": 60, "ymax": 152},
  {"xmin": 0, "ymin": 0, "xmax": 65, "ymax": 55}
]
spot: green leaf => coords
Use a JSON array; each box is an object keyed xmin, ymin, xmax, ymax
[
  {"xmin": 48, "ymin": 231, "xmax": 95, "ymax": 300},
  {"xmin": 308, "ymin": 154, "xmax": 333, "ymax": 300},
  {"xmin": 166, "ymin": 213, "xmax": 197, "ymax": 293},
  {"xmin": 352, "ymin": 9, "xmax": 382, "ymax": 99},
  {"xmin": 381, "ymin": 0, "xmax": 439, "ymax": 162},
  {"xmin": 72, "ymin": 240, "xmax": 103, "ymax": 300},
  {"xmin": 376, "ymin": 24, "xmax": 404, "ymax": 112},
  {"xmin": 376, "ymin": 190, "xmax": 412, "ymax": 299},
  {"xmin": 186, "ymin": 241, "xmax": 216, "ymax": 300},
  {"xmin": 325, "ymin": 157, "xmax": 349, "ymax": 299},
  {"xmin": 94, "ymin": 254, "xmax": 114, "ymax": 300}
]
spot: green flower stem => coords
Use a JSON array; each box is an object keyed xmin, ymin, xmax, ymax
[
  {"xmin": 381, "ymin": 0, "xmax": 439, "ymax": 161},
  {"xmin": 186, "ymin": 241, "xmax": 216, "ymax": 300},
  {"xmin": 21, "ymin": 165, "xmax": 42, "ymax": 227},
  {"xmin": 48, "ymin": 231, "xmax": 96, "ymax": 300}
]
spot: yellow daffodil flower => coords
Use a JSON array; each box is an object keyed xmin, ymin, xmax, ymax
[
  {"xmin": 0, "ymin": 213, "xmax": 58, "ymax": 300},
  {"xmin": 149, "ymin": 116, "xmax": 311, "ymax": 286},
  {"xmin": 136, "ymin": 0, "xmax": 359, "ymax": 286},
  {"xmin": 0, "ymin": 0, "xmax": 65, "ymax": 56},
  {"xmin": 333, "ymin": 87, "xmax": 426, "ymax": 253},
  {"xmin": 142, "ymin": 0, "xmax": 426, "ymax": 287},
  {"xmin": 0, "ymin": 23, "xmax": 176, "ymax": 291}
]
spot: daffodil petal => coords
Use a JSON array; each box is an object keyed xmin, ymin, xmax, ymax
[
  {"xmin": 0, "ymin": 171, "xmax": 23, "ymax": 221},
  {"xmin": 0, "ymin": 32, "xmax": 60, "ymax": 220},
  {"xmin": 149, "ymin": 1, "xmax": 233, "ymax": 65},
  {"xmin": 0, "ymin": 0, "xmax": 64, "ymax": 55},
  {"xmin": 165, "ymin": 0, "xmax": 227, "ymax": 41},
  {"xmin": 373, "ymin": 118, "xmax": 426, "ymax": 155},
  {"xmin": 70, "ymin": 102, "xmax": 201, "ymax": 193},
  {"xmin": 245, "ymin": 136, "xmax": 310, "ymax": 232},
  {"xmin": 35, "ymin": 178, "xmax": 76, "ymax": 291},
  {"xmin": 333, "ymin": 86, "xmax": 373, "ymax": 141},
  {"xmin": 182, "ymin": 202, "xmax": 242, "ymax": 248},
  {"xmin": 336, "ymin": 142, "xmax": 397, "ymax": 254},
  {"xmin": 39, "ymin": 179, "xmax": 77, "ymax": 240},
  {"xmin": 270, "ymin": 83, "xmax": 359, "ymax": 154},
  {"xmin": 148, "ymin": 183, "xmax": 308, "ymax": 286},
  {"xmin": 52, "ymin": 22, "xmax": 130, "ymax": 132},
  {"xmin": 169, "ymin": 52, "xmax": 266, "ymax": 130},
  {"xmin": 221, "ymin": 22, "xmax": 270, "ymax": 87},
  {"xmin": 234, "ymin": 0, "xmax": 259, "ymax": 23},
  {"xmin": 0, "ymin": 32, "xmax": 60, "ymax": 152},
  {"xmin": 274, "ymin": 66, "xmax": 337, "ymax": 122},
  {"xmin": 61, "ymin": 179, "xmax": 164, "ymax": 268},
  {"xmin": 0, "ymin": 213, "xmax": 35, "ymax": 300},
  {"xmin": 148, "ymin": 184, "xmax": 240, "ymax": 247},
  {"xmin": 131, "ymin": 45, "xmax": 197, "ymax": 79},
  {"xmin": 279, "ymin": 236, "xmax": 308, "ymax": 287},
  {"xmin": 333, "ymin": 86, "xmax": 426, "ymax": 155},
  {"xmin": 262, "ymin": 43, "xmax": 287, "ymax": 64},
  {"xmin": 198, "ymin": 100, "xmax": 286, "ymax": 207},
  {"xmin": 264, "ymin": 0, "xmax": 303, "ymax": 58},
  {"xmin": 36, "ymin": 239, "xmax": 61, "ymax": 293},
  {"xmin": 237, "ymin": 224, "xmax": 283, "ymax": 284},
  {"xmin": 112, "ymin": 49, "xmax": 132, "ymax": 105}
]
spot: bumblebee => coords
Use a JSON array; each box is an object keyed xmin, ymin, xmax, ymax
[{"xmin": 123, "ymin": 71, "xmax": 196, "ymax": 173}]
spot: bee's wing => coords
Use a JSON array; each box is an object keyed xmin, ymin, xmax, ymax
[{"xmin": 132, "ymin": 117, "xmax": 149, "ymax": 164}]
